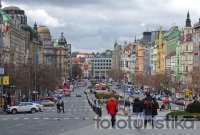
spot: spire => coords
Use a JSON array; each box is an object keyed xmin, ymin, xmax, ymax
[
  {"xmin": 34, "ymin": 21, "xmax": 37, "ymax": 31},
  {"xmin": 134, "ymin": 36, "xmax": 136, "ymax": 42},
  {"xmin": 185, "ymin": 11, "xmax": 191, "ymax": 27}
]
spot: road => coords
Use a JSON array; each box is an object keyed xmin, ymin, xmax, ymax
[{"xmin": 0, "ymin": 86, "xmax": 95, "ymax": 135}]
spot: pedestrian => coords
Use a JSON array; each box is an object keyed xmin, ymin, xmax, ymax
[
  {"xmin": 143, "ymin": 92, "xmax": 154, "ymax": 128},
  {"xmin": 98, "ymin": 99, "xmax": 101, "ymax": 107},
  {"xmin": 132, "ymin": 98, "xmax": 143, "ymax": 126},
  {"xmin": 56, "ymin": 101, "xmax": 61, "ymax": 113},
  {"xmin": 125, "ymin": 98, "xmax": 131, "ymax": 113},
  {"xmin": 60, "ymin": 101, "xmax": 65, "ymax": 113},
  {"xmin": 3, "ymin": 100, "xmax": 8, "ymax": 112},
  {"xmin": 152, "ymin": 97, "xmax": 159, "ymax": 128},
  {"xmin": 107, "ymin": 97, "xmax": 118, "ymax": 128}
]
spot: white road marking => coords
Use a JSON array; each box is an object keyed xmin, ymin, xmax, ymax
[
  {"xmin": 53, "ymin": 118, "xmax": 59, "ymax": 120},
  {"xmin": 24, "ymin": 118, "xmax": 29, "ymax": 120},
  {"xmin": 33, "ymin": 118, "xmax": 39, "ymax": 120},
  {"xmin": 46, "ymin": 110, "xmax": 50, "ymax": 111},
  {"xmin": 85, "ymin": 118, "xmax": 90, "ymax": 120},
  {"xmin": 75, "ymin": 117, "xmax": 80, "ymax": 119},
  {"xmin": 13, "ymin": 118, "xmax": 19, "ymax": 120},
  {"xmin": 89, "ymin": 109, "xmax": 93, "ymax": 111},
  {"xmin": 14, "ymin": 124, "xmax": 24, "ymax": 127},
  {"xmin": 43, "ymin": 117, "xmax": 49, "ymax": 120}
]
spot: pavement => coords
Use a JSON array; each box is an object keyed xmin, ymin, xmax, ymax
[{"xmin": 0, "ymin": 86, "xmax": 96, "ymax": 135}]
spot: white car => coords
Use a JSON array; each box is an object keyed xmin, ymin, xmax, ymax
[
  {"xmin": 6, "ymin": 102, "xmax": 40, "ymax": 114},
  {"xmin": 41, "ymin": 100, "xmax": 54, "ymax": 106}
]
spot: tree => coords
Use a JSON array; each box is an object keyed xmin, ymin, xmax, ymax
[
  {"xmin": 71, "ymin": 63, "xmax": 83, "ymax": 79},
  {"xmin": 107, "ymin": 69, "xmax": 125, "ymax": 82}
]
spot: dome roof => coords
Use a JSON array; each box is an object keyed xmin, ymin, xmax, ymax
[
  {"xmin": 3, "ymin": 6, "xmax": 20, "ymax": 10},
  {"xmin": 37, "ymin": 26, "xmax": 50, "ymax": 33}
]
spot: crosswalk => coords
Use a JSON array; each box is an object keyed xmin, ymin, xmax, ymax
[
  {"xmin": 42, "ymin": 106, "xmax": 92, "ymax": 112},
  {"xmin": 0, "ymin": 117, "xmax": 92, "ymax": 121}
]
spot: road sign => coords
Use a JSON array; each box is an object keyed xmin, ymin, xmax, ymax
[
  {"xmin": 0, "ymin": 68, "xmax": 4, "ymax": 75},
  {"xmin": 3, "ymin": 76, "xmax": 9, "ymax": 85}
]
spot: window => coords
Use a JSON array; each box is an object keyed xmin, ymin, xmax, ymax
[
  {"xmin": 186, "ymin": 66, "xmax": 188, "ymax": 72},
  {"xmin": 109, "ymin": 60, "xmax": 111, "ymax": 62},
  {"xmin": 186, "ymin": 45, "xmax": 188, "ymax": 51}
]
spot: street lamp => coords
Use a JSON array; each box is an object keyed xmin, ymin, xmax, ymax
[{"xmin": 28, "ymin": 55, "xmax": 31, "ymax": 101}]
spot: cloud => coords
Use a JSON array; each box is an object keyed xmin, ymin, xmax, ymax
[
  {"xmin": 3, "ymin": 0, "xmax": 200, "ymax": 52},
  {"xmin": 26, "ymin": 9, "xmax": 66, "ymax": 28}
]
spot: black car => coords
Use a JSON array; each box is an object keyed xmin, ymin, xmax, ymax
[{"xmin": 76, "ymin": 93, "xmax": 82, "ymax": 97}]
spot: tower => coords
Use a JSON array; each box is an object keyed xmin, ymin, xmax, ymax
[{"xmin": 185, "ymin": 11, "xmax": 191, "ymax": 27}]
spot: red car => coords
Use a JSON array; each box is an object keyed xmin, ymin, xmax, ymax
[{"xmin": 63, "ymin": 89, "xmax": 71, "ymax": 97}]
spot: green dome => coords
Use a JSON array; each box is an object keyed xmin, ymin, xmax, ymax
[{"xmin": 0, "ymin": 9, "xmax": 12, "ymax": 23}]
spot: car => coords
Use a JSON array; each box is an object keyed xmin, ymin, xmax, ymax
[
  {"xmin": 6, "ymin": 102, "xmax": 40, "ymax": 114},
  {"xmin": 41, "ymin": 100, "xmax": 55, "ymax": 106},
  {"xmin": 76, "ymin": 93, "xmax": 82, "ymax": 97}
]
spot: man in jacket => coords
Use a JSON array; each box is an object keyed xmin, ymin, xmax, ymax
[
  {"xmin": 107, "ymin": 97, "xmax": 118, "ymax": 128},
  {"xmin": 143, "ymin": 92, "xmax": 154, "ymax": 128}
]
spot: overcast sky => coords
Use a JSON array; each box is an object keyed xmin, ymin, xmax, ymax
[{"xmin": 2, "ymin": 0, "xmax": 200, "ymax": 52}]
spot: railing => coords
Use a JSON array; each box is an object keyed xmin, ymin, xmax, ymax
[{"xmin": 84, "ymin": 92, "xmax": 102, "ymax": 117}]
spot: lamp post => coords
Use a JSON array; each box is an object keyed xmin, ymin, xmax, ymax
[{"xmin": 28, "ymin": 55, "xmax": 31, "ymax": 101}]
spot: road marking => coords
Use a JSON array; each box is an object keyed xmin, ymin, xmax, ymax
[
  {"xmin": 89, "ymin": 109, "xmax": 93, "ymax": 111},
  {"xmin": 85, "ymin": 118, "xmax": 90, "ymax": 120},
  {"xmin": 75, "ymin": 117, "xmax": 80, "ymax": 119},
  {"xmin": 33, "ymin": 118, "xmax": 39, "ymax": 120},
  {"xmin": 68, "ymin": 109, "xmax": 71, "ymax": 111},
  {"xmin": 2, "ymin": 118, "xmax": 9, "ymax": 120},
  {"xmin": 64, "ymin": 118, "xmax": 70, "ymax": 120},
  {"xmin": 74, "ymin": 109, "xmax": 77, "ymax": 111},
  {"xmin": 13, "ymin": 118, "xmax": 19, "ymax": 120},
  {"xmin": 14, "ymin": 124, "xmax": 24, "ymax": 127},
  {"xmin": 43, "ymin": 117, "xmax": 49, "ymax": 120},
  {"xmin": 24, "ymin": 118, "xmax": 29, "ymax": 120},
  {"xmin": 52, "ymin": 110, "xmax": 55, "ymax": 112},
  {"xmin": 46, "ymin": 110, "xmax": 50, "ymax": 111},
  {"xmin": 53, "ymin": 118, "xmax": 59, "ymax": 120}
]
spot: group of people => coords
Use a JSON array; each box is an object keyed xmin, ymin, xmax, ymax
[
  {"xmin": 107, "ymin": 92, "xmax": 159, "ymax": 128},
  {"xmin": 56, "ymin": 100, "xmax": 65, "ymax": 113}
]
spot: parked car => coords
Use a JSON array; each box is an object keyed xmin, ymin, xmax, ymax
[
  {"xmin": 41, "ymin": 100, "xmax": 55, "ymax": 106},
  {"xmin": 6, "ymin": 102, "xmax": 40, "ymax": 114}
]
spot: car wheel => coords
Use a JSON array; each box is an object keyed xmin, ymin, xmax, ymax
[
  {"xmin": 11, "ymin": 109, "xmax": 17, "ymax": 114},
  {"xmin": 31, "ymin": 108, "xmax": 36, "ymax": 113}
]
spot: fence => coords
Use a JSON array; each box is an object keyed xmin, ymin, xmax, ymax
[{"xmin": 84, "ymin": 92, "xmax": 102, "ymax": 117}]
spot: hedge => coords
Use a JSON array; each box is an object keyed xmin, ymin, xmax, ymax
[
  {"xmin": 185, "ymin": 101, "xmax": 200, "ymax": 113},
  {"xmin": 166, "ymin": 111, "xmax": 200, "ymax": 118},
  {"xmin": 95, "ymin": 93, "xmax": 122, "ymax": 100}
]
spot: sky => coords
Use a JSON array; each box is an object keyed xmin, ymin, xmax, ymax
[{"xmin": 2, "ymin": 0, "xmax": 200, "ymax": 52}]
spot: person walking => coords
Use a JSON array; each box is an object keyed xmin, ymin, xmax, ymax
[
  {"xmin": 125, "ymin": 98, "xmax": 131, "ymax": 113},
  {"xmin": 56, "ymin": 101, "xmax": 61, "ymax": 113},
  {"xmin": 143, "ymin": 92, "xmax": 154, "ymax": 128},
  {"xmin": 107, "ymin": 97, "xmax": 118, "ymax": 128},
  {"xmin": 132, "ymin": 98, "xmax": 143, "ymax": 126},
  {"xmin": 152, "ymin": 97, "xmax": 159, "ymax": 128},
  {"xmin": 60, "ymin": 100, "xmax": 65, "ymax": 113}
]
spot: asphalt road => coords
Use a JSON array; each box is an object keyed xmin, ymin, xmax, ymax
[{"xmin": 0, "ymin": 86, "xmax": 95, "ymax": 135}]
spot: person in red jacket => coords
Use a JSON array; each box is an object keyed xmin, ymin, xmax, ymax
[{"xmin": 107, "ymin": 97, "xmax": 118, "ymax": 128}]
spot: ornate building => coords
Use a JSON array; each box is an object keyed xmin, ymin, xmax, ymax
[{"xmin": 180, "ymin": 12, "xmax": 193, "ymax": 86}]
